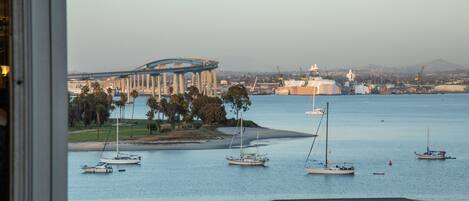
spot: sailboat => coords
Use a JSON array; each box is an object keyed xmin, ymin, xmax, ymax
[
  {"xmin": 305, "ymin": 86, "xmax": 323, "ymax": 115},
  {"xmin": 100, "ymin": 116, "xmax": 142, "ymax": 164},
  {"xmin": 305, "ymin": 102, "xmax": 354, "ymax": 175},
  {"xmin": 226, "ymin": 114, "xmax": 269, "ymax": 166},
  {"xmin": 414, "ymin": 128, "xmax": 446, "ymax": 160}
]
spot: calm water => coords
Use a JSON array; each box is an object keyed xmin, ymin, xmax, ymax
[{"xmin": 69, "ymin": 94, "xmax": 469, "ymax": 201}]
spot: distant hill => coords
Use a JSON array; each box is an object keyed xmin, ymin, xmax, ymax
[
  {"xmin": 354, "ymin": 59, "xmax": 469, "ymax": 74},
  {"xmin": 404, "ymin": 58, "xmax": 469, "ymax": 73}
]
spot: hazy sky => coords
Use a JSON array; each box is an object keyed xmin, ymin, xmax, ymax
[{"xmin": 68, "ymin": 0, "xmax": 469, "ymax": 72}]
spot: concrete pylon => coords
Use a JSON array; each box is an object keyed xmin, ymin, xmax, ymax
[
  {"xmin": 212, "ymin": 70, "xmax": 217, "ymax": 95},
  {"xmin": 179, "ymin": 73, "xmax": 185, "ymax": 94},
  {"xmin": 126, "ymin": 77, "xmax": 130, "ymax": 100},
  {"xmin": 163, "ymin": 73, "xmax": 168, "ymax": 95},
  {"xmin": 151, "ymin": 75, "xmax": 155, "ymax": 97},
  {"xmin": 172, "ymin": 73, "xmax": 178, "ymax": 95},
  {"xmin": 196, "ymin": 72, "xmax": 201, "ymax": 92},
  {"xmin": 133, "ymin": 75, "xmax": 140, "ymax": 92},
  {"xmin": 146, "ymin": 74, "xmax": 150, "ymax": 94},
  {"xmin": 191, "ymin": 73, "xmax": 195, "ymax": 87},
  {"xmin": 157, "ymin": 75, "xmax": 161, "ymax": 101},
  {"xmin": 141, "ymin": 74, "xmax": 144, "ymax": 92},
  {"xmin": 207, "ymin": 70, "xmax": 213, "ymax": 96}
]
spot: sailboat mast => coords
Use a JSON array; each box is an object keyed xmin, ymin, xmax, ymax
[
  {"xmin": 116, "ymin": 114, "xmax": 119, "ymax": 156},
  {"xmin": 240, "ymin": 114, "xmax": 243, "ymax": 154},
  {"xmin": 312, "ymin": 88, "xmax": 316, "ymax": 110},
  {"xmin": 325, "ymin": 102, "xmax": 329, "ymax": 168},
  {"xmin": 426, "ymin": 128, "xmax": 429, "ymax": 153}
]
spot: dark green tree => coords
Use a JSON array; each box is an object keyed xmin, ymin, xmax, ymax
[{"xmin": 221, "ymin": 84, "xmax": 251, "ymax": 120}]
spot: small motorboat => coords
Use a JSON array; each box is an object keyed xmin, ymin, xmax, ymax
[{"xmin": 81, "ymin": 162, "xmax": 113, "ymax": 173}]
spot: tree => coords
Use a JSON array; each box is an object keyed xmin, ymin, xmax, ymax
[
  {"xmin": 119, "ymin": 93, "xmax": 128, "ymax": 120},
  {"xmin": 170, "ymin": 94, "xmax": 189, "ymax": 123},
  {"xmin": 68, "ymin": 95, "xmax": 81, "ymax": 127},
  {"xmin": 222, "ymin": 84, "xmax": 251, "ymax": 120},
  {"xmin": 199, "ymin": 103, "xmax": 226, "ymax": 125},
  {"xmin": 146, "ymin": 96, "xmax": 159, "ymax": 134},
  {"xmin": 130, "ymin": 89, "xmax": 139, "ymax": 120}
]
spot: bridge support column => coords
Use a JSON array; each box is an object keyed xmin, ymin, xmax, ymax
[
  {"xmin": 157, "ymin": 75, "xmax": 161, "ymax": 101},
  {"xmin": 140, "ymin": 74, "xmax": 143, "ymax": 93},
  {"xmin": 146, "ymin": 74, "xmax": 150, "ymax": 95},
  {"xmin": 206, "ymin": 70, "xmax": 212, "ymax": 96},
  {"xmin": 191, "ymin": 73, "xmax": 195, "ymax": 87},
  {"xmin": 136, "ymin": 74, "xmax": 140, "ymax": 93},
  {"xmin": 202, "ymin": 71, "xmax": 208, "ymax": 95},
  {"xmin": 119, "ymin": 79, "xmax": 122, "ymax": 91},
  {"xmin": 179, "ymin": 73, "xmax": 185, "ymax": 94},
  {"xmin": 126, "ymin": 77, "xmax": 130, "ymax": 101},
  {"xmin": 163, "ymin": 73, "xmax": 168, "ymax": 95},
  {"xmin": 199, "ymin": 71, "xmax": 204, "ymax": 95},
  {"xmin": 197, "ymin": 72, "xmax": 201, "ymax": 92},
  {"xmin": 172, "ymin": 73, "xmax": 178, "ymax": 95},
  {"xmin": 132, "ymin": 75, "xmax": 136, "ymax": 92},
  {"xmin": 151, "ymin": 75, "xmax": 155, "ymax": 97},
  {"xmin": 213, "ymin": 70, "xmax": 217, "ymax": 96}
]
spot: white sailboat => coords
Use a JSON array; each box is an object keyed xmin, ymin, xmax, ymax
[
  {"xmin": 305, "ymin": 102, "xmax": 354, "ymax": 175},
  {"xmin": 414, "ymin": 128, "xmax": 446, "ymax": 160},
  {"xmin": 100, "ymin": 116, "xmax": 142, "ymax": 164},
  {"xmin": 305, "ymin": 86, "xmax": 323, "ymax": 115},
  {"xmin": 226, "ymin": 114, "xmax": 269, "ymax": 166}
]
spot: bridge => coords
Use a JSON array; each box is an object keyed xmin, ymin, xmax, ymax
[{"xmin": 68, "ymin": 58, "xmax": 219, "ymax": 99}]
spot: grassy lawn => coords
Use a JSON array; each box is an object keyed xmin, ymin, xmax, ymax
[
  {"xmin": 68, "ymin": 118, "xmax": 259, "ymax": 143},
  {"xmin": 68, "ymin": 119, "xmax": 224, "ymax": 143}
]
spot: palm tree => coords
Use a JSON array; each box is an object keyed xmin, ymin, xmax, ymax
[
  {"xmin": 130, "ymin": 89, "xmax": 139, "ymax": 120},
  {"xmin": 146, "ymin": 96, "xmax": 159, "ymax": 134},
  {"xmin": 119, "ymin": 93, "xmax": 128, "ymax": 120}
]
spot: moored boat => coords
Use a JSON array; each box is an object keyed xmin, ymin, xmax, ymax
[
  {"xmin": 305, "ymin": 86, "xmax": 323, "ymax": 115},
  {"xmin": 81, "ymin": 162, "xmax": 113, "ymax": 173},
  {"xmin": 304, "ymin": 102, "xmax": 355, "ymax": 175},
  {"xmin": 100, "ymin": 115, "xmax": 142, "ymax": 164},
  {"xmin": 415, "ymin": 128, "xmax": 447, "ymax": 160},
  {"xmin": 226, "ymin": 114, "xmax": 269, "ymax": 166}
]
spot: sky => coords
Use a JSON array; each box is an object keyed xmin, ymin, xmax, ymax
[{"xmin": 67, "ymin": 0, "xmax": 469, "ymax": 72}]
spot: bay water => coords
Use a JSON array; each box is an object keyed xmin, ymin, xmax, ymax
[{"xmin": 69, "ymin": 94, "xmax": 469, "ymax": 201}]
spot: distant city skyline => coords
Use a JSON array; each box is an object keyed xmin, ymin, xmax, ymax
[{"xmin": 68, "ymin": 0, "xmax": 469, "ymax": 72}]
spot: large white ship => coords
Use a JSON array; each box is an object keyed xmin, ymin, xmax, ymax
[{"xmin": 276, "ymin": 64, "xmax": 341, "ymax": 95}]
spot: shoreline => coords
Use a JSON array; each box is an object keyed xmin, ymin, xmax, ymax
[{"xmin": 68, "ymin": 127, "xmax": 313, "ymax": 152}]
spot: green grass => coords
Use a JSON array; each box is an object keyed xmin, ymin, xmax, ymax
[
  {"xmin": 68, "ymin": 118, "xmax": 259, "ymax": 143},
  {"xmin": 69, "ymin": 119, "xmax": 152, "ymax": 142}
]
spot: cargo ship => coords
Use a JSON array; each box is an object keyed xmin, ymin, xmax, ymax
[{"xmin": 275, "ymin": 64, "xmax": 341, "ymax": 95}]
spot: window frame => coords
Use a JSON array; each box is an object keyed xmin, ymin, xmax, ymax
[{"xmin": 11, "ymin": 0, "xmax": 67, "ymax": 200}]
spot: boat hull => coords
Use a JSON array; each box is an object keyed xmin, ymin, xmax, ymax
[
  {"xmin": 100, "ymin": 158, "xmax": 141, "ymax": 164},
  {"xmin": 415, "ymin": 154, "xmax": 446, "ymax": 160},
  {"xmin": 305, "ymin": 110, "xmax": 323, "ymax": 115},
  {"xmin": 81, "ymin": 167, "xmax": 113, "ymax": 173},
  {"xmin": 305, "ymin": 167, "xmax": 354, "ymax": 175},
  {"xmin": 227, "ymin": 159, "xmax": 266, "ymax": 166}
]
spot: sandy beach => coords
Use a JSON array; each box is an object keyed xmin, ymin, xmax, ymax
[{"xmin": 68, "ymin": 127, "xmax": 313, "ymax": 151}]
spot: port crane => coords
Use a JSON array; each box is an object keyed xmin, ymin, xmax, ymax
[
  {"xmin": 276, "ymin": 66, "xmax": 284, "ymax": 86},
  {"xmin": 299, "ymin": 66, "xmax": 307, "ymax": 81},
  {"xmin": 415, "ymin": 65, "xmax": 425, "ymax": 84},
  {"xmin": 250, "ymin": 76, "xmax": 258, "ymax": 93},
  {"xmin": 415, "ymin": 65, "xmax": 425, "ymax": 93}
]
